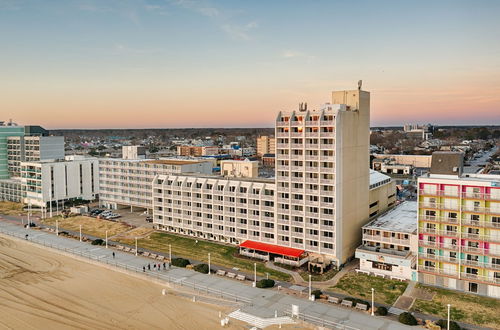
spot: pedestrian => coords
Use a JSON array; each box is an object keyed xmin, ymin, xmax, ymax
[
  {"xmin": 112, "ymin": 252, "xmax": 115, "ymax": 259},
  {"xmin": 25, "ymin": 234, "xmax": 28, "ymax": 240},
  {"xmin": 163, "ymin": 262, "xmax": 166, "ymax": 270},
  {"xmin": 143, "ymin": 266, "xmax": 145, "ymax": 272},
  {"xmin": 158, "ymin": 263, "xmax": 160, "ymax": 271},
  {"xmin": 148, "ymin": 264, "xmax": 151, "ymax": 271},
  {"xmin": 154, "ymin": 263, "xmax": 156, "ymax": 269}
]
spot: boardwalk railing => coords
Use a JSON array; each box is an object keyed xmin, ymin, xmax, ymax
[{"xmin": 0, "ymin": 227, "xmax": 251, "ymax": 305}]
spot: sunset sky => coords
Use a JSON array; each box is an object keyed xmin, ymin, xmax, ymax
[{"xmin": 1, "ymin": 0, "xmax": 500, "ymax": 129}]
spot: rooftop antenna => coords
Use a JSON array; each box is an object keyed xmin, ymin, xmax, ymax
[{"xmin": 358, "ymin": 80, "xmax": 362, "ymax": 91}]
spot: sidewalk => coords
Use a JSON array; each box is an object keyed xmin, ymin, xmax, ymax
[{"xmin": 0, "ymin": 218, "xmax": 416, "ymax": 330}]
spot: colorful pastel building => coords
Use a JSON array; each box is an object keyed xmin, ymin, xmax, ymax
[{"xmin": 417, "ymin": 152, "xmax": 500, "ymax": 298}]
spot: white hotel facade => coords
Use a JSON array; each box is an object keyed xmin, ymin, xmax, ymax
[{"xmin": 153, "ymin": 89, "xmax": 373, "ymax": 265}]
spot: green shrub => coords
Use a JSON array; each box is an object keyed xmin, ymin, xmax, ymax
[
  {"xmin": 375, "ymin": 306, "xmax": 388, "ymax": 316},
  {"xmin": 256, "ymin": 279, "xmax": 275, "ymax": 288},
  {"xmin": 194, "ymin": 263, "xmax": 209, "ymax": 274},
  {"xmin": 91, "ymin": 238, "xmax": 104, "ymax": 245},
  {"xmin": 171, "ymin": 258, "xmax": 190, "ymax": 268},
  {"xmin": 311, "ymin": 289, "xmax": 322, "ymax": 299},
  {"xmin": 435, "ymin": 319, "xmax": 461, "ymax": 330},
  {"xmin": 398, "ymin": 312, "xmax": 418, "ymax": 326}
]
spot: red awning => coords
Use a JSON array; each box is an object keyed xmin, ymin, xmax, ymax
[{"xmin": 239, "ymin": 240, "xmax": 305, "ymax": 258}]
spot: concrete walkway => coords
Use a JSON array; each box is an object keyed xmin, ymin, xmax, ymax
[
  {"xmin": 0, "ymin": 218, "xmax": 417, "ymax": 330},
  {"xmin": 392, "ymin": 281, "xmax": 417, "ymax": 310}
]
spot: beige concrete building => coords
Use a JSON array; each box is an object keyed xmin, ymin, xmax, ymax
[
  {"xmin": 122, "ymin": 146, "xmax": 146, "ymax": 160},
  {"xmin": 369, "ymin": 170, "xmax": 397, "ymax": 218},
  {"xmin": 99, "ymin": 158, "xmax": 213, "ymax": 211},
  {"xmin": 177, "ymin": 145, "xmax": 219, "ymax": 157},
  {"xmin": 372, "ymin": 154, "xmax": 432, "ymax": 168},
  {"xmin": 256, "ymin": 136, "xmax": 276, "ymax": 156},
  {"xmin": 153, "ymin": 88, "xmax": 374, "ymax": 266},
  {"xmin": 221, "ymin": 159, "xmax": 259, "ymax": 178}
]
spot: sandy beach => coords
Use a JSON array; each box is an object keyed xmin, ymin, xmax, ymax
[{"xmin": 0, "ymin": 234, "xmax": 244, "ymax": 330}]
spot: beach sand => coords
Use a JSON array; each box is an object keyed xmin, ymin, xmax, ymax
[{"xmin": 0, "ymin": 234, "xmax": 245, "ymax": 330}]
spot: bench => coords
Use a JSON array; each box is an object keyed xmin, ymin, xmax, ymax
[
  {"xmin": 341, "ymin": 300, "xmax": 353, "ymax": 308},
  {"xmin": 355, "ymin": 303, "xmax": 368, "ymax": 311},
  {"xmin": 116, "ymin": 245, "xmax": 124, "ymax": 250},
  {"xmin": 149, "ymin": 253, "xmax": 157, "ymax": 259},
  {"xmin": 123, "ymin": 247, "xmax": 131, "ymax": 252},
  {"xmin": 142, "ymin": 252, "xmax": 150, "ymax": 257},
  {"xmin": 216, "ymin": 270, "xmax": 226, "ymax": 276},
  {"xmin": 226, "ymin": 272, "xmax": 236, "ymax": 279},
  {"xmin": 156, "ymin": 255, "xmax": 164, "ymax": 260},
  {"xmin": 236, "ymin": 274, "xmax": 246, "ymax": 281},
  {"xmin": 328, "ymin": 296, "xmax": 340, "ymax": 304}
]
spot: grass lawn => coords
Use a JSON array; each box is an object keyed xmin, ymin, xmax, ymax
[
  {"xmin": 116, "ymin": 232, "xmax": 291, "ymax": 281},
  {"xmin": 0, "ymin": 201, "xmax": 25, "ymax": 216},
  {"xmin": 300, "ymin": 267, "xmax": 338, "ymax": 282},
  {"xmin": 41, "ymin": 216, "xmax": 133, "ymax": 238},
  {"xmin": 411, "ymin": 284, "xmax": 500, "ymax": 329},
  {"xmin": 329, "ymin": 272, "xmax": 408, "ymax": 305}
]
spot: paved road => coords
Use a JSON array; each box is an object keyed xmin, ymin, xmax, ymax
[
  {"xmin": 0, "ymin": 218, "xmax": 418, "ymax": 330},
  {"xmin": 464, "ymin": 147, "xmax": 497, "ymax": 174}
]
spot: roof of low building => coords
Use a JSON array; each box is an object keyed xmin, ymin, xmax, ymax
[
  {"xmin": 363, "ymin": 201, "xmax": 417, "ymax": 234},
  {"xmin": 369, "ymin": 169, "xmax": 391, "ymax": 188}
]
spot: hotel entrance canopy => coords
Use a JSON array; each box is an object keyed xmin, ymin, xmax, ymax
[{"xmin": 239, "ymin": 240, "xmax": 305, "ymax": 258}]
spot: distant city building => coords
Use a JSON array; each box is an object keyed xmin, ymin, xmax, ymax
[
  {"xmin": 220, "ymin": 159, "xmax": 259, "ymax": 178},
  {"xmin": 417, "ymin": 152, "xmax": 500, "ymax": 298},
  {"xmin": 122, "ymin": 145, "xmax": 146, "ymax": 160},
  {"xmin": 261, "ymin": 153, "xmax": 275, "ymax": 167},
  {"xmin": 256, "ymin": 136, "xmax": 276, "ymax": 156},
  {"xmin": 369, "ymin": 170, "xmax": 397, "ymax": 218},
  {"xmin": 177, "ymin": 145, "xmax": 219, "ymax": 157},
  {"xmin": 372, "ymin": 154, "xmax": 432, "ymax": 169},
  {"xmin": 372, "ymin": 159, "xmax": 413, "ymax": 175},
  {"xmin": 356, "ymin": 201, "xmax": 418, "ymax": 280}
]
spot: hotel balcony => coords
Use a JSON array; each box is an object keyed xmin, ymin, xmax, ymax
[{"xmin": 460, "ymin": 272, "xmax": 500, "ymax": 285}]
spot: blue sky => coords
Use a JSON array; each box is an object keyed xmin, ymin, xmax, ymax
[{"xmin": 1, "ymin": 0, "xmax": 499, "ymax": 128}]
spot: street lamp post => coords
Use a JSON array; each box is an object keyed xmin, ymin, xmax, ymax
[
  {"xmin": 309, "ymin": 274, "xmax": 312, "ymax": 300},
  {"xmin": 447, "ymin": 304, "xmax": 451, "ymax": 330},
  {"xmin": 135, "ymin": 237, "xmax": 138, "ymax": 256},
  {"xmin": 371, "ymin": 288, "xmax": 375, "ymax": 316},
  {"xmin": 105, "ymin": 230, "xmax": 108, "ymax": 248},
  {"xmin": 208, "ymin": 253, "xmax": 211, "ymax": 275},
  {"xmin": 253, "ymin": 263, "xmax": 257, "ymax": 287},
  {"xmin": 56, "ymin": 218, "xmax": 59, "ymax": 236},
  {"xmin": 169, "ymin": 244, "xmax": 172, "ymax": 261},
  {"xmin": 79, "ymin": 224, "xmax": 82, "ymax": 242}
]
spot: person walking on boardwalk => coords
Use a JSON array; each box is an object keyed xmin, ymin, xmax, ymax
[
  {"xmin": 143, "ymin": 266, "xmax": 145, "ymax": 272},
  {"xmin": 148, "ymin": 264, "xmax": 151, "ymax": 271},
  {"xmin": 112, "ymin": 252, "xmax": 115, "ymax": 259}
]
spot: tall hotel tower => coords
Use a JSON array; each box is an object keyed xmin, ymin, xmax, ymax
[
  {"xmin": 153, "ymin": 88, "xmax": 372, "ymax": 266},
  {"xmin": 275, "ymin": 89, "xmax": 370, "ymax": 264}
]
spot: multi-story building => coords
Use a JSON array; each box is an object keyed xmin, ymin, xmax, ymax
[
  {"xmin": 122, "ymin": 146, "xmax": 146, "ymax": 160},
  {"xmin": 177, "ymin": 145, "xmax": 219, "ymax": 157},
  {"xmin": 99, "ymin": 158, "xmax": 213, "ymax": 211},
  {"xmin": 356, "ymin": 201, "xmax": 418, "ymax": 280},
  {"xmin": 0, "ymin": 121, "xmax": 25, "ymax": 179},
  {"xmin": 21, "ymin": 156, "xmax": 99, "ymax": 213},
  {"xmin": 7, "ymin": 135, "xmax": 65, "ymax": 177},
  {"xmin": 0, "ymin": 179, "xmax": 23, "ymax": 202},
  {"xmin": 369, "ymin": 170, "xmax": 397, "ymax": 218},
  {"xmin": 221, "ymin": 159, "xmax": 259, "ymax": 178},
  {"xmin": 256, "ymin": 136, "xmax": 276, "ymax": 156},
  {"xmin": 152, "ymin": 88, "xmax": 373, "ymax": 266},
  {"xmin": 417, "ymin": 152, "xmax": 500, "ymax": 298}
]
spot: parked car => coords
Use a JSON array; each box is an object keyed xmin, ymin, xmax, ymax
[{"xmin": 145, "ymin": 216, "xmax": 153, "ymax": 222}]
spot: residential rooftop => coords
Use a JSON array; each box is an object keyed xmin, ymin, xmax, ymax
[
  {"xmin": 369, "ymin": 169, "xmax": 392, "ymax": 189},
  {"xmin": 363, "ymin": 201, "xmax": 417, "ymax": 234}
]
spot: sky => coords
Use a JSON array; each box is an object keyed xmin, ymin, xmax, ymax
[{"xmin": 1, "ymin": 0, "xmax": 500, "ymax": 129}]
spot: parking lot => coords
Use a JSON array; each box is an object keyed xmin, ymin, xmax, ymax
[{"xmin": 91, "ymin": 206, "xmax": 155, "ymax": 229}]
